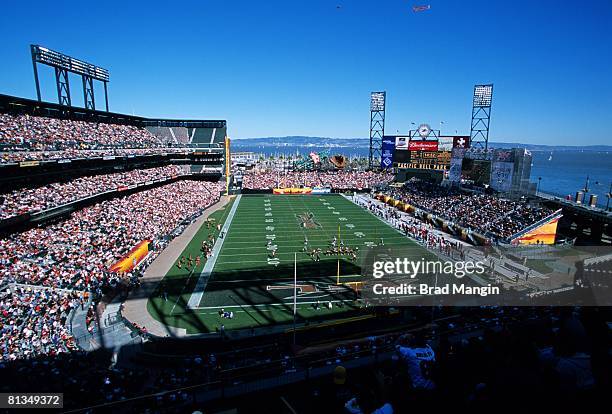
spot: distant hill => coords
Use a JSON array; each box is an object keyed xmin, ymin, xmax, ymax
[
  {"xmin": 233, "ymin": 136, "xmax": 368, "ymax": 149},
  {"xmin": 232, "ymin": 136, "xmax": 612, "ymax": 152}
]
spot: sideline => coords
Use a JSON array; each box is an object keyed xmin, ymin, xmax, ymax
[
  {"xmin": 121, "ymin": 196, "xmax": 231, "ymax": 338},
  {"xmin": 187, "ymin": 194, "xmax": 242, "ymax": 308}
]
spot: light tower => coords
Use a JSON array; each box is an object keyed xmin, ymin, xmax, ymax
[
  {"xmin": 470, "ymin": 84, "xmax": 493, "ymax": 150},
  {"xmin": 31, "ymin": 45, "xmax": 110, "ymax": 111},
  {"xmin": 369, "ymin": 91, "xmax": 386, "ymax": 169}
]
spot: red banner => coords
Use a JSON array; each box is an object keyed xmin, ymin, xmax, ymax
[
  {"xmin": 109, "ymin": 240, "xmax": 151, "ymax": 273},
  {"xmin": 409, "ymin": 141, "xmax": 438, "ymax": 151}
]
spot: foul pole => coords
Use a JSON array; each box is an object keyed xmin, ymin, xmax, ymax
[{"xmin": 225, "ymin": 136, "xmax": 231, "ymax": 195}]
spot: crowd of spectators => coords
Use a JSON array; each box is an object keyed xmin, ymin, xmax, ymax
[
  {"xmin": 242, "ymin": 170, "xmax": 393, "ymax": 190},
  {"xmin": 308, "ymin": 307, "xmax": 609, "ymax": 413},
  {"xmin": 2, "ymin": 305, "xmax": 606, "ymax": 411},
  {"xmin": 358, "ymin": 196, "xmax": 465, "ymax": 258},
  {"xmin": 0, "ymin": 113, "xmax": 160, "ymax": 150},
  {"xmin": 0, "ymin": 113, "xmax": 203, "ymax": 164},
  {"xmin": 0, "ymin": 147, "xmax": 195, "ymax": 164},
  {"xmin": 384, "ymin": 179, "xmax": 553, "ymax": 240},
  {"xmin": 0, "ymin": 180, "xmax": 222, "ymax": 291},
  {"xmin": 0, "ymin": 165, "xmax": 187, "ymax": 219},
  {"xmin": 0, "ymin": 179, "xmax": 223, "ymax": 361},
  {"xmin": 0, "ymin": 286, "xmax": 81, "ymax": 361}
]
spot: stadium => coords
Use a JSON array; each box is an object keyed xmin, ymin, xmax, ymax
[{"xmin": 1, "ymin": 4, "xmax": 611, "ymax": 414}]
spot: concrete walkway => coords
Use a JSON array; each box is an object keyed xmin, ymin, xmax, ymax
[{"xmin": 122, "ymin": 196, "xmax": 231, "ymax": 338}]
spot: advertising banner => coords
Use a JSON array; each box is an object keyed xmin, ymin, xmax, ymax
[
  {"xmin": 109, "ymin": 239, "xmax": 151, "ymax": 273},
  {"xmin": 409, "ymin": 141, "xmax": 438, "ymax": 151},
  {"xmin": 512, "ymin": 214, "xmax": 561, "ymax": 245},
  {"xmin": 448, "ymin": 157, "xmax": 463, "ymax": 182},
  {"xmin": 380, "ymin": 136, "xmax": 395, "ymax": 169},
  {"xmin": 438, "ymin": 136, "xmax": 454, "ymax": 151},
  {"xmin": 395, "ymin": 136, "xmax": 409, "ymax": 150},
  {"xmin": 273, "ymin": 187, "xmax": 313, "ymax": 195},
  {"xmin": 312, "ymin": 187, "xmax": 332, "ymax": 194},
  {"xmin": 453, "ymin": 136, "xmax": 470, "ymax": 149},
  {"xmin": 490, "ymin": 161, "xmax": 514, "ymax": 192}
]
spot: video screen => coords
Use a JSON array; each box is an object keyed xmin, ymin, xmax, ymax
[{"xmin": 461, "ymin": 158, "xmax": 492, "ymax": 184}]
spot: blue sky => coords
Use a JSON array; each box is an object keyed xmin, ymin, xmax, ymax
[{"xmin": 0, "ymin": 0, "xmax": 610, "ymax": 144}]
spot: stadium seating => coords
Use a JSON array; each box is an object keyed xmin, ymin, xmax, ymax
[
  {"xmin": 0, "ymin": 113, "xmax": 205, "ymax": 163},
  {"xmin": 242, "ymin": 170, "xmax": 393, "ymax": 190},
  {"xmin": 0, "ymin": 113, "xmax": 161, "ymax": 149},
  {"xmin": 0, "ymin": 179, "xmax": 222, "ymax": 361},
  {"xmin": 0, "ymin": 165, "xmax": 188, "ymax": 219},
  {"xmin": 384, "ymin": 179, "xmax": 553, "ymax": 240}
]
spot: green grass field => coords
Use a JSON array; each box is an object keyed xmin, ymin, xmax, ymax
[{"xmin": 148, "ymin": 194, "xmax": 431, "ymax": 334}]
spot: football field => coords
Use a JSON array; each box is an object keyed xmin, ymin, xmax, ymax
[{"xmin": 148, "ymin": 194, "xmax": 431, "ymax": 334}]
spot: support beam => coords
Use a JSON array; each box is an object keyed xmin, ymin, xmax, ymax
[
  {"xmin": 104, "ymin": 81, "xmax": 109, "ymax": 112},
  {"xmin": 55, "ymin": 67, "xmax": 71, "ymax": 107},
  {"xmin": 82, "ymin": 75, "xmax": 96, "ymax": 110},
  {"xmin": 32, "ymin": 62, "xmax": 41, "ymax": 102}
]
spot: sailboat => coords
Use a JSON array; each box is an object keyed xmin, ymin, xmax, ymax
[{"xmin": 548, "ymin": 152, "xmax": 553, "ymax": 161}]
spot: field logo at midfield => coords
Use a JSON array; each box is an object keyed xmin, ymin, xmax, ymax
[{"xmin": 296, "ymin": 211, "xmax": 321, "ymax": 229}]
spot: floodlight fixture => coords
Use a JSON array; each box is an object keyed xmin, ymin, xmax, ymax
[
  {"xmin": 31, "ymin": 44, "xmax": 110, "ymax": 111},
  {"xmin": 473, "ymin": 84, "xmax": 493, "ymax": 107},
  {"xmin": 370, "ymin": 91, "xmax": 386, "ymax": 112}
]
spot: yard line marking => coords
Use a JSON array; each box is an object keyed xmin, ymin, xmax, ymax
[
  {"xmin": 207, "ymin": 274, "xmax": 362, "ymax": 284},
  {"xmin": 192, "ymin": 298, "xmax": 353, "ymax": 310}
]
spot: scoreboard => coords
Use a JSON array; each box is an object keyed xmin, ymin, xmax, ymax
[
  {"xmin": 387, "ymin": 134, "xmax": 469, "ymax": 171},
  {"xmin": 395, "ymin": 150, "xmax": 451, "ymax": 170}
]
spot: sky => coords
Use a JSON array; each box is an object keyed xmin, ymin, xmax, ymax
[{"xmin": 0, "ymin": 0, "xmax": 611, "ymax": 144}]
